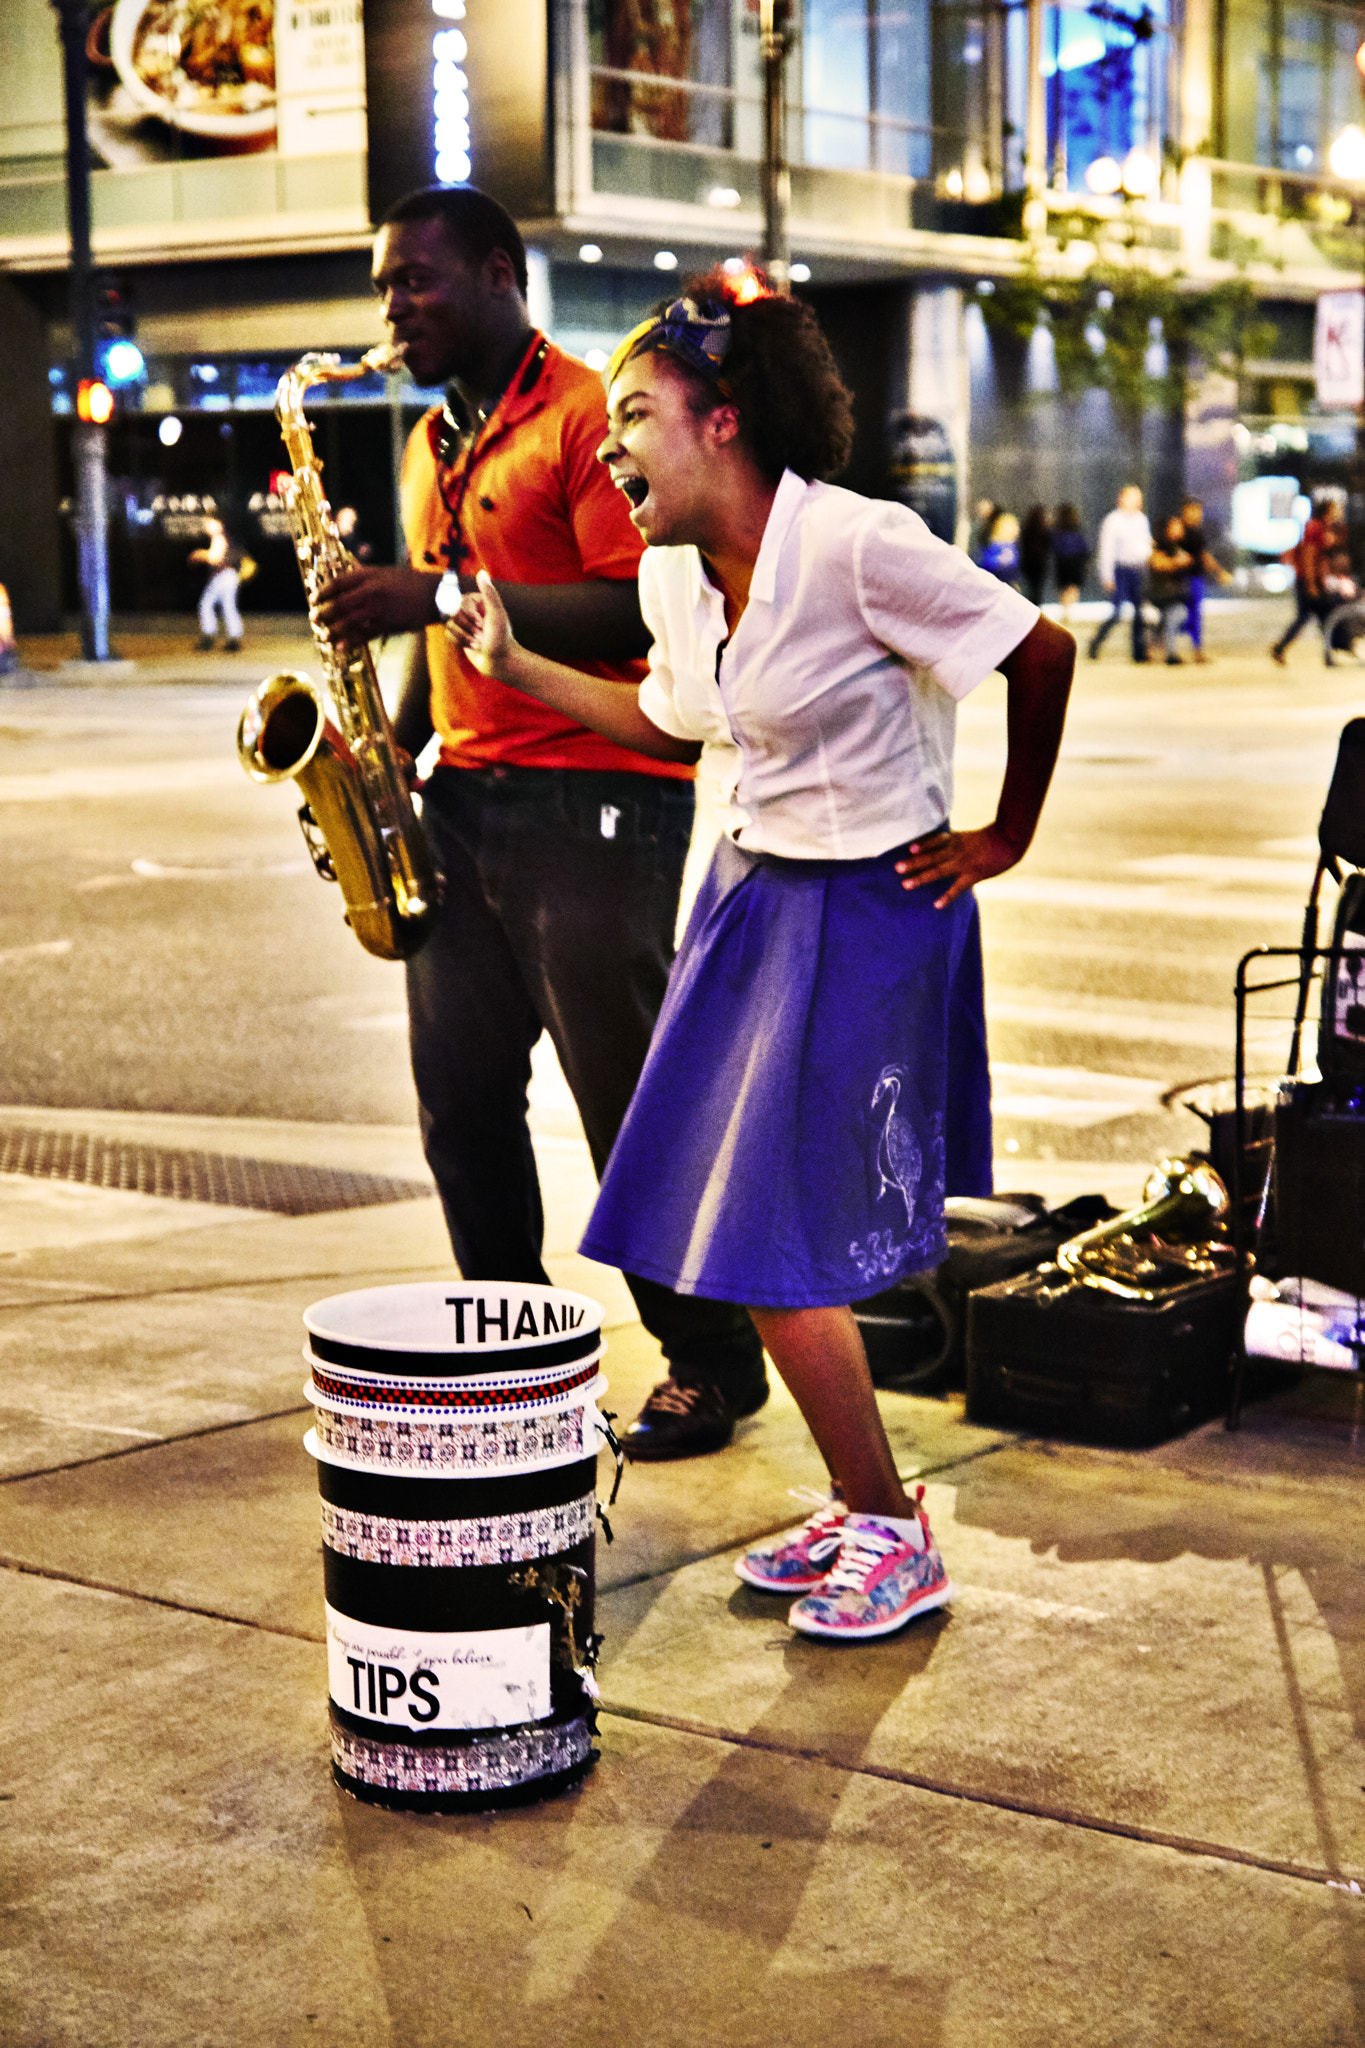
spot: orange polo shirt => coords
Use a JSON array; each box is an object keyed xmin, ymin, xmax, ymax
[{"xmin": 402, "ymin": 334, "xmax": 692, "ymax": 780}]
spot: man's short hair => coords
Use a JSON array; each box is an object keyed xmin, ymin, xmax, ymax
[{"xmin": 380, "ymin": 186, "xmax": 528, "ymax": 298}]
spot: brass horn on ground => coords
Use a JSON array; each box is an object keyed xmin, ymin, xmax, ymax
[{"xmin": 1053, "ymin": 1156, "xmax": 1232, "ymax": 1301}]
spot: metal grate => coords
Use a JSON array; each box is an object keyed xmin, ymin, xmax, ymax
[{"xmin": 0, "ymin": 1126, "xmax": 433, "ymax": 1218}]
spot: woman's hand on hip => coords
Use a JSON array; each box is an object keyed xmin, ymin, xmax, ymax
[{"xmin": 895, "ymin": 824, "xmax": 1024, "ymax": 909}]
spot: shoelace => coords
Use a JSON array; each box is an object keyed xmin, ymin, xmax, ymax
[
  {"xmin": 639, "ymin": 1379, "xmax": 722, "ymax": 1418},
  {"xmin": 820, "ymin": 1525, "xmax": 903, "ymax": 1594}
]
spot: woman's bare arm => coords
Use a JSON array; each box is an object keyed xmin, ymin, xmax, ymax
[
  {"xmin": 449, "ymin": 571, "xmax": 699, "ymax": 765},
  {"xmin": 893, "ymin": 614, "xmax": 1075, "ymax": 908}
]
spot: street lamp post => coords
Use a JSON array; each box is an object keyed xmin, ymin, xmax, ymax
[
  {"xmin": 52, "ymin": 0, "xmax": 111, "ymax": 661},
  {"xmin": 759, "ymin": 0, "xmax": 792, "ymax": 293}
]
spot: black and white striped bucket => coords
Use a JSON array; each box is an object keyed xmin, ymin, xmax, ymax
[{"xmin": 302, "ymin": 1281, "xmax": 609, "ymax": 1812}]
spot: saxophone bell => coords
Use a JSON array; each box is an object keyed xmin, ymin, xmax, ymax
[{"xmin": 237, "ymin": 670, "xmax": 436, "ymax": 962}]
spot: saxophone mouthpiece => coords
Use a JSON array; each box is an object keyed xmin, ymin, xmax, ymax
[{"xmin": 363, "ymin": 343, "xmax": 407, "ymax": 375}]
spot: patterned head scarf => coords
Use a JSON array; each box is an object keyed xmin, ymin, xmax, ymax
[{"xmin": 603, "ymin": 296, "xmax": 733, "ymax": 397}]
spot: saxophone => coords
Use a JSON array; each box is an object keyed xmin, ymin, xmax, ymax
[{"xmin": 236, "ymin": 344, "xmax": 442, "ymax": 962}]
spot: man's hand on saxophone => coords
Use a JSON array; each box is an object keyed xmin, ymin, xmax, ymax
[{"xmin": 313, "ymin": 565, "xmax": 444, "ymax": 649}]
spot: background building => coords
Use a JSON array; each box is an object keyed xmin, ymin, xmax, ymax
[{"xmin": 1, "ymin": 0, "xmax": 1363, "ymax": 625}]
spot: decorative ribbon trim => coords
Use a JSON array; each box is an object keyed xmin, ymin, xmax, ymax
[
  {"xmin": 321, "ymin": 1494, "xmax": 595, "ymax": 1567},
  {"xmin": 309, "ymin": 1357, "xmax": 601, "ymax": 1412},
  {"xmin": 306, "ymin": 1406, "xmax": 597, "ymax": 1477},
  {"xmin": 332, "ymin": 1714, "xmax": 592, "ymax": 1795}
]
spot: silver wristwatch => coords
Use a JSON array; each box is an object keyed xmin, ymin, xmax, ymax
[{"xmin": 434, "ymin": 569, "xmax": 464, "ymax": 620}]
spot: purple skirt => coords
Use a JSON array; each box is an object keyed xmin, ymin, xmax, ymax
[{"xmin": 580, "ymin": 834, "xmax": 993, "ymax": 1309}]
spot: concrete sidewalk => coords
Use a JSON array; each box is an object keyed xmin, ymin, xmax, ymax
[{"xmin": 0, "ymin": 1106, "xmax": 1362, "ymax": 2047}]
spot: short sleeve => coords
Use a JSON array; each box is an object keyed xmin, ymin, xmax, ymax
[
  {"xmin": 635, "ymin": 551, "xmax": 700, "ymax": 741},
  {"xmin": 558, "ymin": 376, "xmax": 647, "ymax": 583},
  {"xmin": 854, "ymin": 503, "xmax": 1038, "ymax": 701}
]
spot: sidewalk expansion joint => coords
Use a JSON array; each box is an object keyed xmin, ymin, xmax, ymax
[
  {"xmin": 0, "ymin": 1551, "xmax": 324, "ymax": 1645},
  {"xmin": 597, "ymin": 1700, "xmax": 1357, "ymax": 1894},
  {"xmin": 0, "ymin": 1405, "xmax": 312, "ymax": 1485}
]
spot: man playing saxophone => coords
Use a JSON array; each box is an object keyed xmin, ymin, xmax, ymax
[{"xmin": 313, "ymin": 184, "xmax": 768, "ymax": 1460}]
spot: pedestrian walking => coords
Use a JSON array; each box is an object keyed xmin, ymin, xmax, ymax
[
  {"xmin": 1272, "ymin": 492, "xmax": 1346, "ymax": 665},
  {"xmin": 979, "ymin": 510, "xmax": 1021, "ymax": 586},
  {"xmin": 1088, "ymin": 484, "xmax": 1153, "ymax": 663},
  {"xmin": 1019, "ymin": 504, "xmax": 1052, "ymax": 607},
  {"xmin": 969, "ymin": 497, "xmax": 998, "ymax": 561},
  {"xmin": 1148, "ymin": 516, "xmax": 1195, "ymax": 664},
  {"xmin": 1178, "ymin": 496, "xmax": 1230, "ymax": 663},
  {"xmin": 1050, "ymin": 502, "xmax": 1091, "ymax": 627},
  {"xmin": 450, "ymin": 272, "xmax": 1075, "ymax": 1642},
  {"xmin": 190, "ymin": 516, "xmax": 245, "ymax": 651}
]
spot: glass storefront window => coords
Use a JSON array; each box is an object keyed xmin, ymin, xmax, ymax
[
  {"xmin": 1042, "ymin": 0, "xmax": 1167, "ymax": 193},
  {"xmin": 1220, "ymin": 0, "xmax": 1362, "ymax": 172}
]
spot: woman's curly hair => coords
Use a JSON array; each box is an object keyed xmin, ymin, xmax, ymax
[{"xmin": 637, "ymin": 267, "xmax": 855, "ymax": 483}]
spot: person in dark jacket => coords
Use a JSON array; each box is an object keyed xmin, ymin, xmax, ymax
[
  {"xmin": 1149, "ymin": 516, "xmax": 1194, "ymax": 665},
  {"xmin": 1050, "ymin": 503, "xmax": 1091, "ymax": 628},
  {"xmin": 1019, "ymin": 504, "xmax": 1052, "ymax": 607}
]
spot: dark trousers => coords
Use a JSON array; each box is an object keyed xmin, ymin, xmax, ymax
[
  {"xmin": 1089, "ymin": 563, "xmax": 1148, "ymax": 662},
  {"xmin": 407, "ymin": 763, "xmax": 765, "ymax": 1387},
  {"xmin": 1274, "ymin": 580, "xmax": 1327, "ymax": 655}
]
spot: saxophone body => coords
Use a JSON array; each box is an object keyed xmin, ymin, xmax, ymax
[{"xmin": 236, "ymin": 346, "xmax": 441, "ymax": 963}]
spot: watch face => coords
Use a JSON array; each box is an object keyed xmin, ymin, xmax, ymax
[{"xmin": 435, "ymin": 572, "xmax": 463, "ymax": 619}]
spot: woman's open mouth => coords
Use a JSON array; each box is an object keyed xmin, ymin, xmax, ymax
[{"xmin": 619, "ymin": 476, "xmax": 649, "ymax": 508}]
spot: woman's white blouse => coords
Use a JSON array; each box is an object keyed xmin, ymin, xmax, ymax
[{"xmin": 637, "ymin": 468, "xmax": 1038, "ymax": 860}]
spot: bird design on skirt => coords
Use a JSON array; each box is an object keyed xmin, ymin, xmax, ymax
[{"xmin": 871, "ymin": 1064, "xmax": 922, "ymax": 1231}]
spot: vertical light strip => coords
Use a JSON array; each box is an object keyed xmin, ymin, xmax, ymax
[{"xmin": 432, "ymin": 1, "xmax": 472, "ymax": 183}]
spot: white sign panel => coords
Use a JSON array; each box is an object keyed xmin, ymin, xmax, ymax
[
  {"xmin": 326, "ymin": 1606, "xmax": 551, "ymax": 1730},
  {"xmin": 1315, "ymin": 292, "xmax": 1365, "ymax": 408},
  {"xmin": 276, "ymin": 0, "xmax": 367, "ymax": 157}
]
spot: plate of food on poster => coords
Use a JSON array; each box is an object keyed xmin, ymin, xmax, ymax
[{"xmin": 85, "ymin": 0, "xmax": 276, "ymax": 163}]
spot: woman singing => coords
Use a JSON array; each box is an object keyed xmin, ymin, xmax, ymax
[{"xmin": 450, "ymin": 275, "xmax": 1074, "ymax": 1642}]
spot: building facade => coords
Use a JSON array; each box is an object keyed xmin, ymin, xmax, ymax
[{"xmin": 1, "ymin": 0, "xmax": 1363, "ymax": 623}]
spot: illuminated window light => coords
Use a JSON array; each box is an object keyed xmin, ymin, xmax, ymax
[
  {"xmin": 584, "ymin": 349, "xmax": 608, "ymax": 371},
  {"xmin": 1121, "ymin": 148, "xmax": 1158, "ymax": 197},
  {"xmin": 653, "ymin": 250, "xmax": 678, "ymax": 271},
  {"xmin": 579, "ymin": 243, "xmax": 603, "ymax": 263},
  {"xmin": 1329, "ymin": 124, "xmax": 1365, "ymax": 183},
  {"xmin": 707, "ymin": 186, "xmax": 741, "ymax": 209},
  {"xmin": 722, "ymin": 255, "xmax": 745, "ymax": 274},
  {"xmin": 433, "ymin": 22, "xmax": 471, "ymax": 185},
  {"xmin": 158, "ymin": 416, "xmax": 183, "ymax": 446},
  {"xmin": 789, "ymin": 261, "xmax": 811, "ymax": 283},
  {"xmin": 1085, "ymin": 155, "xmax": 1122, "ymax": 195}
]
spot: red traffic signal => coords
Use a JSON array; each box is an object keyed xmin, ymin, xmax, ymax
[{"xmin": 76, "ymin": 379, "xmax": 114, "ymax": 424}]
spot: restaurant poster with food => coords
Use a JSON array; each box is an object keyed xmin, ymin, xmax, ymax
[{"xmin": 84, "ymin": 0, "xmax": 366, "ymax": 166}]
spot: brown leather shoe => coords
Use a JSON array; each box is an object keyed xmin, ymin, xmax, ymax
[{"xmin": 623, "ymin": 1375, "xmax": 769, "ymax": 1461}]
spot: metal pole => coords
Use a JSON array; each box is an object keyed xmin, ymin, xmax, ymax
[
  {"xmin": 1024, "ymin": 0, "xmax": 1047, "ymax": 238},
  {"xmin": 759, "ymin": 0, "xmax": 792, "ymax": 292},
  {"xmin": 53, "ymin": 0, "xmax": 110, "ymax": 661}
]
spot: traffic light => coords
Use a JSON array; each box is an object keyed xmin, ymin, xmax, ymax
[
  {"xmin": 76, "ymin": 379, "xmax": 114, "ymax": 424},
  {"xmin": 93, "ymin": 275, "xmax": 144, "ymax": 389}
]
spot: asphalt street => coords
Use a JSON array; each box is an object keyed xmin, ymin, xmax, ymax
[{"xmin": 0, "ymin": 601, "xmax": 1358, "ymax": 1206}]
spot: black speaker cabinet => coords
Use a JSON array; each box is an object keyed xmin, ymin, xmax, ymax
[{"xmin": 1272, "ymin": 1084, "xmax": 1365, "ymax": 1295}]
